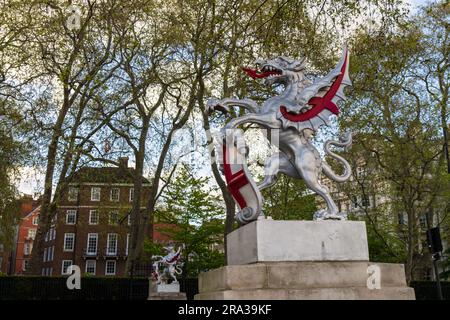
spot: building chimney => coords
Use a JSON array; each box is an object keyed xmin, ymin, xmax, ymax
[{"xmin": 118, "ymin": 157, "xmax": 129, "ymax": 169}]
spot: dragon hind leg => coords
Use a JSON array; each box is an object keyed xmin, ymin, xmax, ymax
[
  {"xmin": 295, "ymin": 154, "xmax": 346, "ymax": 221},
  {"xmin": 258, "ymin": 152, "xmax": 299, "ymax": 191}
]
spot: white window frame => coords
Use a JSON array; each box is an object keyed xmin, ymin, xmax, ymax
[
  {"xmin": 105, "ymin": 260, "xmax": 116, "ymax": 276},
  {"xmin": 86, "ymin": 233, "xmax": 98, "ymax": 255},
  {"xmin": 61, "ymin": 260, "xmax": 73, "ymax": 275},
  {"xmin": 24, "ymin": 243, "xmax": 32, "ymax": 255},
  {"xmin": 110, "ymin": 188, "xmax": 120, "ymax": 202},
  {"xmin": 68, "ymin": 187, "xmax": 79, "ymax": 201},
  {"xmin": 126, "ymin": 233, "xmax": 130, "ymax": 256},
  {"xmin": 106, "ymin": 233, "xmax": 118, "ymax": 256},
  {"xmin": 23, "ymin": 260, "xmax": 29, "ymax": 271},
  {"xmin": 85, "ymin": 260, "xmax": 96, "ymax": 275},
  {"xmin": 91, "ymin": 187, "xmax": 101, "ymax": 201},
  {"xmin": 32, "ymin": 215, "xmax": 39, "ymax": 225},
  {"xmin": 89, "ymin": 210, "xmax": 99, "ymax": 225},
  {"xmin": 127, "ymin": 214, "xmax": 131, "ymax": 226},
  {"xmin": 28, "ymin": 228, "xmax": 36, "ymax": 240},
  {"xmin": 129, "ymin": 188, "xmax": 134, "ymax": 202},
  {"xmin": 66, "ymin": 210, "xmax": 77, "ymax": 225},
  {"xmin": 63, "ymin": 233, "xmax": 75, "ymax": 252}
]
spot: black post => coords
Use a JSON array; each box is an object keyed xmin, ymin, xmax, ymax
[
  {"xmin": 129, "ymin": 260, "xmax": 134, "ymax": 300},
  {"xmin": 425, "ymin": 209, "xmax": 443, "ymax": 300}
]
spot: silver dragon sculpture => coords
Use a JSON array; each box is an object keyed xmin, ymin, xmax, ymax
[{"xmin": 207, "ymin": 47, "xmax": 352, "ymax": 223}]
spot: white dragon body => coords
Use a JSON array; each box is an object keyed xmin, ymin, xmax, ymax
[
  {"xmin": 208, "ymin": 48, "xmax": 352, "ymax": 223},
  {"xmin": 152, "ymin": 244, "xmax": 183, "ymax": 284}
]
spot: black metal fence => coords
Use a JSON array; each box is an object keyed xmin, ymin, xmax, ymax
[{"xmin": 0, "ymin": 276, "xmax": 199, "ymax": 300}]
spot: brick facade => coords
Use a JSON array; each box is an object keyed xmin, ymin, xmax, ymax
[{"xmin": 39, "ymin": 159, "xmax": 161, "ymax": 277}]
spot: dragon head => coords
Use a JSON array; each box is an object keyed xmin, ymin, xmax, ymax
[{"xmin": 243, "ymin": 56, "xmax": 306, "ymax": 86}]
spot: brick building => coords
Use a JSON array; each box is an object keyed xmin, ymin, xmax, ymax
[
  {"xmin": 39, "ymin": 157, "xmax": 157, "ymax": 277},
  {"xmin": 0, "ymin": 195, "xmax": 40, "ymax": 274}
]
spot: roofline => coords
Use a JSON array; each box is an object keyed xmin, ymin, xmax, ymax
[{"xmin": 22, "ymin": 205, "xmax": 41, "ymax": 220}]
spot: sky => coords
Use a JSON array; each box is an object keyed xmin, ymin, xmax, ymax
[{"xmin": 15, "ymin": 0, "xmax": 433, "ymax": 197}]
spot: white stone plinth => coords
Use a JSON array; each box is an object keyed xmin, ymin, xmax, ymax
[
  {"xmin": 157, "ymin": 283, "xmax": 180, "ymax": 293},
  {"xmin": 227, "ymin": 220, "xmax": 369, "ymax": 265}
]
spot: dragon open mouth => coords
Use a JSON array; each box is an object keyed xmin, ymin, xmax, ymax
[{"xmin": 242, "ymin": 66, "xmax": 282, "ymax": 79}]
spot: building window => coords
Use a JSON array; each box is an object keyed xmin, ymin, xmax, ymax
[
  {"xmin": 126, "ymin": 233, "xmax": 130, "ymax": 256},
  {"xmin": 108, "ymin": 211, "xmax": 119, "ymax": 225},
  {"xmin": 420, "ymin": 215, "xmax": 427, "ymax": 229},
  {"xmin": 64, "ymin": 233, "xmax": 75, "ymax": 252},
  {"xmin": 47, "ymin": 246, "xmax": 54, "ymax": 262},
  {"xmin": 110, "ymin": 188, "xmax": 120, "ymax": 202},
  {"xmin": 91, "ymin": 187, "xmax": 101, "ymax": 201},
  {"xmin": 89, "ymin": 210, "xmax": 99, "ymax": 225},
  {"xmin": 361, "ymin": 194, "xmax": 371, "ymax": 208},
  {"xmin": 398, "ymin": 213, "xmax": 406, "ymax": 225},
  {"xmin": 129, "ymin": 188, "xmax": 134, "ymax": 202},
  {"xmin": 23, "ymin": 260, "xmax": 29, "ymax": 271},
  {"xmin": 51, "ymin": 228, "xmax": 56, "ymax": 241},
  {"xmin": 32, "ymin": 215, "xmax": 39, "ymax": 225},
  {"xmin": 28, "ymin": 228, "xmax": 36, "ymax": 240},
  {"xmin": 66, "ymin": 210, "xmax": 77, "ymax": 225},
  {"xmin": 68, "ymin": 187, "xmax": 79, "ymax": 201},
  {"xmin": 105, "ymin": 260, "xmax": 116, "ymax": 276},
  {"xmin": 128, "ymin": 214, "xmax": 131, "ymax": 226},
  {"xmin": 51, "ymin": 213, "xmax": 58, "ymax": 224},
  {"xmin": 351, "ymin": 196, "xmax": 358, "ymax": 209},
  {"xmin": 86, "ymin": 233, "xmax": 98, "ymax": 255},
  {"xmin": 107, "ymin": 233, "xmax": 118, "ymax": 255},
  {"xmin": 43, "ymin": 248, "xmax": 47, "ymax": 262},
  {"xmin": 24, "ymin": 243, "xmax": 32, "ymax": 255},
  {"xmin": 61, "ymin": 260, "xmax": 73, "ymax": 275},
  {"xmin": 85, "ymin": 260, "xmax": 96, "ymax": 275},
  {"xmin": 49, "ymin": 267, "xmax": 53, "ymax": 276}
]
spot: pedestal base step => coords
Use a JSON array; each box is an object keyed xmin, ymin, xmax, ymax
[
  {"xmin": 195, "ymin": 287, "xmax": 415, "ymax": 300},
  {"xmin": 195, "ymin": 262, "xmax": 415, "ymax": 300},
  {"xmin": 148, "ymin": 292, "xmax": 187, "ymax": 300}
]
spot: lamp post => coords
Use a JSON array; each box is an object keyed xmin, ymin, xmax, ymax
[{"xmin": 425, "ymin": 209, "xmax": 443, "ymax": 300}]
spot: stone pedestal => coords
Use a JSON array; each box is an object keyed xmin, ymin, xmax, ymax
[
  {"xmin": 195, "ymin": 219, "xmax": 415, "ymax": 300},
  {"xmin": 148, "ymin": 281, "xmax": 187, "ymax": 300}
]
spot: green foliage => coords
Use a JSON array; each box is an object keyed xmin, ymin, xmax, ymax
[
  {"xmin": 262, "ymin": 175, "xmax": 317, "ymax": 220},
  {"xmin": 154, "ymin": 164, "xmax": 225, "ymax": 277}
]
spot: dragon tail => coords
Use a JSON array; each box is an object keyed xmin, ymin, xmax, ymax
[{"xmin": 321, "ymin": 131, "xmax": 352, "ymax": 183}]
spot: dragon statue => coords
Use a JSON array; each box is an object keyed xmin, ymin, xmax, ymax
[
  {"xmin": 207, "ymin": 47, "xmax": 352, "ymax": 224},
  {"xmin": 152, "ymin": 244, "xmax": 184, "ymax": 284}
]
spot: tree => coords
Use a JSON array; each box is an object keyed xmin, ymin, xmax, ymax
[
  {"xmin": 158, "ymin": 164, "xmax": 225, "ymax": 278},
  {"xmin": 262, "ymin": 175, "xmax": 317, "ymax": 220},
  {"xmin": 338, "ymin": 1, "xmax": 449, "ymax": 281}
]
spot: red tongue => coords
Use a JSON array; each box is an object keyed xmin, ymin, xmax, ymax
[{"xmin": 242, "ymin": 67, "xmax": 280, "ymax": 79}]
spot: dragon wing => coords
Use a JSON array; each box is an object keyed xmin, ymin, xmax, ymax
[{"xmin": 278, "ymin": 47, "xmax": 351, "ymax": 131}]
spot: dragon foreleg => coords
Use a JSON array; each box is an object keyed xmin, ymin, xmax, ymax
[{"xmin": 206, "ymin": 98, "xmax": 259, "ymax": 115}]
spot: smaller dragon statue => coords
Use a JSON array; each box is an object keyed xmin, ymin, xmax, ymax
[
  {"xmin": 152, "ymin": 243, "xmax": 184, "ymax": 284},
  {"xmin": 208, "ymin": 47, "xmax": 353, "ymax": 224}
]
